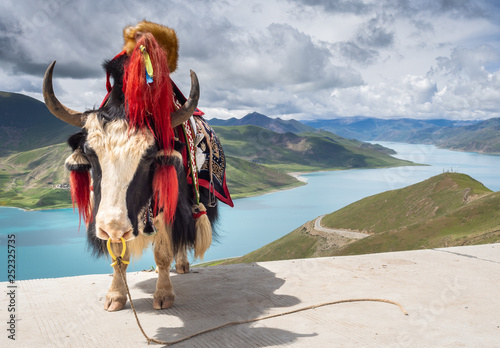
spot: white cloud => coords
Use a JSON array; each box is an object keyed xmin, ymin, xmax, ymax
[{"xmin": 0, "ymin": 0, "xmax": 499, "ymax": 120}]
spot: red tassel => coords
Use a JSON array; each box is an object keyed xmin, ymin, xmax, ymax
[
  {"xmin": 123, "ymin": 33, "xmax": 175, "ymax": 152},
  {"xmin": 69, "ymin": 171, "xmax": 93, "ymax": 224},
  {"xmin": 153, "ymin": 165, "xmax": 178, "ymax": 224}
]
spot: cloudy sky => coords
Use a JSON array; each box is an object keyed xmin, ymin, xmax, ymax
[{"xmin": 1, "ymin": 0, "xmax": 500, "ymax": 121}]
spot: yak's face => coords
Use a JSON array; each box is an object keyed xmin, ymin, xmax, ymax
[
  {"xmin": 43, "ymin": 59, "xmax": 199, "ymax": 242},
  {"xmin": 71, "ymin": 113, "xmax": 158, "ymax": 242}
]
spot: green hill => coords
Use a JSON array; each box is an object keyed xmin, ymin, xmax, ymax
[
  {"xmin": 0, "ymin": 143, "xmax": 72, "ymax": 209},
  {"xmin": 209, "ymin": 112, "xmax": 316, "ymax": 133},
  {"xmin": 213, "ymin": 125, "xmax": 413, "ymax": 172},
  {"xmin": 433, "ymin": 118, "xmax": 500, "ymax": 154},
  {"xmin": 0, "ymin": 123, "xmax": 414, "ymax": 210},
  {"xmin": 225, "ymin": 156, "xmax": 304, "ymax": 198},
  {"xmin": 0, "ymin": 92, "xmax": 80, "ymax": 155},
  {"xmin": 225, "ymin": 173, "xmax": 500, "ymax": 264},
  {"xmin": 0, "ymin": 144, "xmax": 303, "ymax": 209}
]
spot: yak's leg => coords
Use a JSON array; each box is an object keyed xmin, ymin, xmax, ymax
[
  {"xmin": 175, "ymin": 246, "xmax": 190, "ymax": 274},
  {"xmin": 104, "ymin": 243, "xmax": 131, "ymax": 312},
  {"xmin": 153, "ymin": 217, "xmax": 175, "ymax": 310}
]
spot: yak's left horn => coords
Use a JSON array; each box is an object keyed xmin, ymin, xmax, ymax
[
  {"xmin": 43, "ymin": 61, "xmax": 85, "ymax": 127},
  {"xmin": 171, "ymin": 70, "xmax": 199, "ymax": 127}
]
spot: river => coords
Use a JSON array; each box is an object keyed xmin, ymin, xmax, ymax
[{"xmin": 1, "ymin": 142, "xmax": 499, "ymax": 281}]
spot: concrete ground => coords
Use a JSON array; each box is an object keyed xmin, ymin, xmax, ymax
[{"xmin": 2, "ymin": 243, "xmax": 499, "ymax": 347}]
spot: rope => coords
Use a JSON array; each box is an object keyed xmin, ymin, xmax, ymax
[{"xmin": 113, "ymin": 256, "xmax": 408, "ymax": 346}]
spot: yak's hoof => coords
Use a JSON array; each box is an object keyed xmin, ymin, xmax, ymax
[
  {"xmin": 176, "ymin": 262, "xmax": 190, "ymax": 274},
  {"xmin": 153, "ymin": 290, "xmax": 175, "ymax": 310},
  {"xmin": 104, "ymin": 292, "xmax": 127, "ymax": 312}
]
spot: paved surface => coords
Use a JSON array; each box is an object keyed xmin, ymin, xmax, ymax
[
  {"xmin": 2, "ymin": 243, "xmax": 500, "ymax": 347},
  {"xmin": 314, "ymin": 214, "xmax": 370, "ymax": 239}
]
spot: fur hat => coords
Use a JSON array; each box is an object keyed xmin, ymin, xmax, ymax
[{"xmin": 122, "ymin": 20, "xmax": 179, "ymax": 73}]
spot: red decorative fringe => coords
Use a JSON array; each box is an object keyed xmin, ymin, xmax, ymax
[
  {"xmin": 122, "ymin": 33, "xmax": 175, "ymax": 153},
  {"xmin": 153, "ymin": 165, "xmax": 178, "ymax": 224},
  {"xmin": 69, "ymin": 171, "xmax": 93, "ymax": 224}
]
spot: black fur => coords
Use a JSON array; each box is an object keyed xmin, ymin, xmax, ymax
[
  {"xmin": 66, "ymin": 163, "xmax": 91, "ymax": 172},
  {"xmin": 126, "ymin": 145, "xmax": 157, "ymax": 237},
  {"xmin": 170, "ymin": 158, "xmax": 197, "ymax": 253},
  {"xmin": 67, "ymin": 131, "xmax": 87, "ymax": 151}
]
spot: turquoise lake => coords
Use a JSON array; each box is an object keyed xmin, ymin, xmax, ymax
[{"xmin": 1, "ymin": 142, "xmax": 499, "ymax": 281}]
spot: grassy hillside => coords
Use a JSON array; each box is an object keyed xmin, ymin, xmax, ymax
[
  {"xmin": 433, "ymin": 118, "xmax": 500, "ymax": 154},
  {"xmin": 321, "ymin": 172, "xmax": 492, "ymax": 233},
  {"xmin": 0, "ymin": 144, "xmax": 303, "ymax": 209},
  {"xmin": 225, "ymin": 156, "xmax": 304, "ymax": 198},
  {"xmin": 0, "ymin": 92, "xmax": 80, "ymax": 155},
  {"xmin": 209, "ymin": 112, "xmax": 316, "ymax": 133},
  {"xmin": 0, "ymin": 143, "xmax": 72, "ymax": 209},
  {"xmin": 0, "ymin": 124, "xmax": 414, "ymax": 210},
  {"xmin": 225, "ymin": 173, "xmax": 500, "ymax": 264},
  {"xmin": 214, "ymin": 125, "xmax": 413, "ymax": 172}
]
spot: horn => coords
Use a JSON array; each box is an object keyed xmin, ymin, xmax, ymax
[
  {"xmin": 171, "ymin": 70, "xmax": 199, "ymax": 127},
  {"xmin": 43, "ymin": 61, "xmax": 85, "ymax": 127}
]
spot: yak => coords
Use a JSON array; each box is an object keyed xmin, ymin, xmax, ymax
[{"xmin": 42, "ymin": 21, "xmax": 233, "ymax": 312}]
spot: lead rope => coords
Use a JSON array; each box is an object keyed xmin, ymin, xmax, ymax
[{"xmin": 109, "ymin": 240, "xmax": 408, "ymax": 346}]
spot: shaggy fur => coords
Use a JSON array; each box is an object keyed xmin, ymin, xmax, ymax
[
  {"xmin": 123, "ymin": 33, "xmax": 175, "ymax": 153},
  {"xmin": 122, "ymin": 20, "xmax": 179, "ymax": 73}
]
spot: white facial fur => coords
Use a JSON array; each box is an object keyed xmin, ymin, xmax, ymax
[{"xmin": 84, "ymin": 114, "xmax": 156, "ymax": 241}]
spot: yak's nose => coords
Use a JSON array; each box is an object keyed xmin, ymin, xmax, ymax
[
  {"xmin": 97, "ymin": 226, "xmax": 134, "ymax": 242},
  {"xmin": 96, "ymin": 209, "xmax": 134, "ymax": 242}
]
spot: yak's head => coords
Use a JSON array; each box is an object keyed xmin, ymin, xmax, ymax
[{"xmin": 42, "ymin": 32, "xmax": 198, "ymax": 243}]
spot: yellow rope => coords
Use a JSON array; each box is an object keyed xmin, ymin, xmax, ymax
[{"xmin": 110, "ymin": 239, "xmax": 408, "ymax": 346}]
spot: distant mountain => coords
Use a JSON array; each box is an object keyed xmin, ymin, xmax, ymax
[
  {"xmin": 209, "ymin": 112, "xmax": 316, "ymax": 134},
  {"xmin": 225, "ymin": 173, "xmax": 499, "ymax": 264},
  {"xmin": 303, "ymin": 116, "xmax": 500, "ymax": 154},
  {"xmin": 302, "ymin": 117, "xmax": 475, "ymax": 142},
  {"xmin": 429, "ymin": 118, "xmax": 500, "ymax": 154},
  {"xmin": 0, "ymin": 92, "xmax": 80, "ymax": 155}
]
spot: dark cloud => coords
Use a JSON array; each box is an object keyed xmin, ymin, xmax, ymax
[
  {"xmin": 355, "ymin": 16, "xmax": 394, "ymax": 48},
  {"xmin": 287, "ymin": 0, "xmax": 492, "ymax": 19},
  {"xmin": 333, "ymin": 41, "xmax": 380, "ymax": 65},
  {"xmin": 286, "ymin": 0, "xmax": 374, "ymax": 14},
  {"xmin": 392, "ymin": 0, "xmax": 487, "ymax": 19}
]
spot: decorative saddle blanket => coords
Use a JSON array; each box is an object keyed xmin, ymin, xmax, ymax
[{"xmin": 172, "ymin": 83, "xmax": 234, "ymax": 208}]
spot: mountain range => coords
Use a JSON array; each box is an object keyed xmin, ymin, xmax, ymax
[
  {"xmin": 210, "ymin": 113, "xmax": 500, "ymax": 155},
  {"xmin": 302, "ymin": 117, "xmax": 500, "ymax": 154}
]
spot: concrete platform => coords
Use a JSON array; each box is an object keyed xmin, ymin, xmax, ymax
[{"xmin": 2, "ymin": 243, "xmax": 500, "ymax": 347}]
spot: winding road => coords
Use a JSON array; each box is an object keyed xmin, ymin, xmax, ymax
[{"xmin": 314, "ymin": 215, "xmax": 370, "ymax": 240}]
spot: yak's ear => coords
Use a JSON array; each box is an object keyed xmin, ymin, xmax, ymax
[
  {"xmin": 67, "ymin": 132, "xmax": 87, "ymax": 151},
  {"xmin": 65, "ymin": 148, "xmax": 91, "ymax": 172}
]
